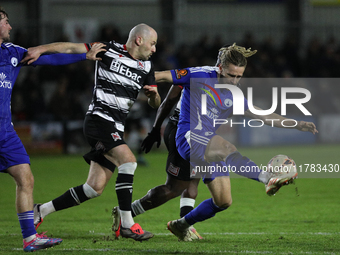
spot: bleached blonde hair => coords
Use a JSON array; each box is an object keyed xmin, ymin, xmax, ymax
[{"xmin": 216, "ymin": 43, "xmax": 257, "ymax": 67}]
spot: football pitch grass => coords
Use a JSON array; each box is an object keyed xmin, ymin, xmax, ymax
[{"xmin": 1, "ymin": 144, "xmax": 339, "ymax": 254}]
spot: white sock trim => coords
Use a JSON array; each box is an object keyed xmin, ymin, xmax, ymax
[
  {"xmin": 258, "ymin": 171, "xmax": 271, "ymax": 184},
  {"xmin": 180, "ymin": 198, "xmax": 195, "ymax": 208},
  {"xmin": 24, "ymin": 234, "xmax": 37, "ymax": 242},
  {"xmin": 83, "ymin": 183, "xmax": 99, "ymax": 198},
  {"xmin": 120, "ymin": 210, "xmax": 135, "ymax": 229},
  {"xmin": 118, "ymin": 162, "xmax": 137, "ymax": 175},
  {"xmin": 131, "ymin": 199, "xmax": 145, "ymax": 216},
  {"xmin": 40, "ymin": 201, "xmax": 56, "ymax": 219}
]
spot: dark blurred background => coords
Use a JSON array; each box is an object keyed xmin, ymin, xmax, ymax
[{"xmin": 3, "ymin": 0, "xmax": 340, "ymax": 154}]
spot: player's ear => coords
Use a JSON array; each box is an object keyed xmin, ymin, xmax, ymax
[{"xmin": 135, "ymin": 36, "xmax": 143, "ymax": 46}]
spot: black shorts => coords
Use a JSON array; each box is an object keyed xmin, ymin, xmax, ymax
[
  {"xmin": 164, "ymin": 120, "xmax": 193, "ymax": 181},
  {"xmin": 82, "ymin": 114, "xmax": 123, "ymax": 172}
]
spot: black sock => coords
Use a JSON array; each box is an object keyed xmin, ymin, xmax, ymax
[
  {"xmin": 52, "ymin": 185, "xmax": 89, "ymax": 211},
  {"xmin": 180, "ymin": 206, "xmax": 194, "ymax": 218},
  {"xmin": 115, "ymin": 174, "xmax": 133, "ymax": 211}
]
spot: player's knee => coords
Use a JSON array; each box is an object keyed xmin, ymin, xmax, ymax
[
  {"xmin": 223, "ymin": 142, "xmax": 237, "ymax": 156},
  {"xmin": 84, "ymin": 183, "xmax": 101, "ymax": 197},
  {"xmin": 216, "ymin": 199, "xmax": 232, "ymax": 209},
  {"xmin": 167, "ymin": 184, "xmax": 184, "ymax": 198},
  {"xmin": 205, "ymin": 140, "xmax": 237, "ymax": 162},
  {"xmin": 16, "ymin": 170, "xmax": 34, "ymax": 192},
  {"xmin": 214, "ymin": 197, "xmax": 232, "ymax": 208}
]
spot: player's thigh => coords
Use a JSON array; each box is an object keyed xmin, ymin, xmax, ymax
[
  {"xmin": 0, "ymin": 131, "xmax": 30, "ymax": 173},
  {"xmin": 205, "ymin": 135, "xmax": 237, "ymax": 162},
  {"xmin": 105, "ymin": 144, "xmax": 136, "ymax": 166},
  {"xmin": 206, "ymin": 176, "xmax": 232, "ymax": 208},
  {"xmin": 86, "ymin": 161, "xmax": 113, "ymax": 193},
  {"xmin": 164, "ymin": 174, "xmax": 191, "ymax": 196}
]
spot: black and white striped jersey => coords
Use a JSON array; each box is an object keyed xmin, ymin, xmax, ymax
[
  {"xmin": 84, "ymin": 41, "xmax": 156, "ymax": 132},
  {"xmin": 169, "ymin": 92, "xmax": 182, "ymax": 124}
]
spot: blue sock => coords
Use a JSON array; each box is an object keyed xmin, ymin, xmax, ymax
[
  {"xmin": 184, "ymin": 198, "xmax": 226, "ymax": 226},
  {"xmin": 17, "ymin": 211, "xmax": 36, "ymax": 239},
  {"xmin": 225, "ymin": 151, "xmax": 262, "ymax": 181}
]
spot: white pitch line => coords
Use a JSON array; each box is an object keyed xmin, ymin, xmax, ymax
[{"xmin": 9, "ymin": 248, "xmax": 340, "ymax": 254}]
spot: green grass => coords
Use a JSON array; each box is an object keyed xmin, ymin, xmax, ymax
[{"xmin": 1, "ymin": 144, "xmax": 340, "ymax": 254}]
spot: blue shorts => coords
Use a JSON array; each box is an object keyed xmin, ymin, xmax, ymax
[
  {"xmin": 0, "ymin": 131, "xmax": 30, "ymax": 173},
  {"xmin": 176, "ymin": 129, "xmax": 229, "ymax": 183}
]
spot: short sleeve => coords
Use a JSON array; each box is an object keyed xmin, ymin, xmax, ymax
[
  {"xmin": 170, "ymin": 68, "xmax": 191, "ymax": 88},
  {"xmin": 144, "ymin": 62, "xmax": 157, "ymax": 86}
]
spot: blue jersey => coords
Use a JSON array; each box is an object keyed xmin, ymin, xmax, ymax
[
  {"xmin": 170, "ymin": 66, "xmax": 248, "ymax": 138},
  {"xmin": 0, "ymin": 42, "xmax": 87, "ymax": 134},
  {"xmin": 0, "ymin": 43, "xmax": 26, "ymax": 133}
]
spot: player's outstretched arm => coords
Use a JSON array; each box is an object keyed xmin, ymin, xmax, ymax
[
  {"xmin": 245, "ymin": 106, "xmax": 318, "ymax": 135},
  {"xmin": 155, "ymin": 70, "xmax": 173, "ymax": 83},
  {"xmin": 295, "ymin": 120, "xmax": 318, "ymax": 134},
  {"xmin": 21, "ymin": 42, "xmax": 88, "ymax": 65},
  {"xmin": 28, "ymin": 43, "xmax": 106, "ymax": 66}
]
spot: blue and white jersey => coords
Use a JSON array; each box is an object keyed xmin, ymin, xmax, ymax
[
  {"xmin": 170, "ymin": 66, "xmax": 249, "ymax": 138},
  {"xmin": 0, "ymin": 43, "xmax": 26, "ymax": 133}
]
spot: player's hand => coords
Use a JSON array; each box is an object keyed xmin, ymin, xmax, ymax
[
  {"xmin": 141, "ymin": 127, "xmax": 161, "ymax": 153},
  {"xmin": 143, "ymin": 85, "xmax": 157, "ymax": 98},
  {"xmin": 296, "ymin": 121, "xmax": 318, "ymax": 134},
  {"xmin": 86, "ymin": 43, "xmax": 106, "ymax": 61},
  {"xmin": 21, "ymin": 46, "xmax": 44, "ymax": 65}
]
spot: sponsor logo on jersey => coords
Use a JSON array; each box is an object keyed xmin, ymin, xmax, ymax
[
  {"xmin": 211, "ymin": 108, "xmax": 218, "ymax": 114},
  {"xmin": 110, "ymin": 59, "xmax": 141, "ymax": 82},
  {"xmin": 137, "ymin": 60, "xmax": 145, "ymax": 70},
  {"xmin": 224, "ymin": 98, "xmax": 233, "ymax": 107},
  {"xmin": 11, "ymin": 57, "xmax": 18, "ymax": 67},
  {"xmin": 0, "ymin": 73, "xmax": 12, "ymax": 89},
  {"xmin": 111, "ymin": 132, "xmax": 122, "ymax": 141},
  {"xmin": 206, "ymin": 109, "xmax": 219, "ymax": 120},
  {"xmin": 205, "ymin": 131, "xmax": 214, "ymax": 136},
  {"xmin": 168, "ymin": 163, "xmax": 180, "ymax": 176},
  {"xmin": 175, "ymin": 69, "xmax": 188, "ymax": 79}
]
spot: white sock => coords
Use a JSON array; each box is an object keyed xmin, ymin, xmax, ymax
[
  {"xmin": 24, "ymin": 234, "xmax": 36, "ymax": 242},
  {"xmin": 131, "ymin": 199, "xmax": 145, "ymax": 217},
  {"xmin": 180, "ymin": 198, "xmax": 195, "ymax": 208},
  {"xmin": 120, "ymin": 210, "xmax": 135, "ymax": 229},
  {"xmin": 258, "ymin": 171, "xmax": 271, "ymax": 184},
  {"xmin": 40, "ymin": 201, "xmax": 56, "ymax": 219}
]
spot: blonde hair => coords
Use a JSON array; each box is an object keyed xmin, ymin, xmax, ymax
[{"xmin": 216, "ymin": 43, "xmax": 257, "ymax": 67}]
